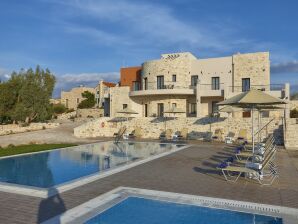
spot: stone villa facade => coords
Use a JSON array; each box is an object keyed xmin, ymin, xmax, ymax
[{"xmin": 110, "ymin": 52, "xmax": 289, "ymax": 118}]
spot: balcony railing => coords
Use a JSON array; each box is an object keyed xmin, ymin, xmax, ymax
[
  {"xmin": 229, "ymin": 84, "xmax": 284, "ymax": 93},
  {"xmin": 132, "ymin": 81, "xmax": 194, "ymax": 91}
]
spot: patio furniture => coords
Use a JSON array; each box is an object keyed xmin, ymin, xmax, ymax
[
  {"xmin": 225, "ymin": 132, "xmax": 235, "ymax": 144},
  {"xmin": 159, "ymin": 129, "xmax": 173, "ymax": 141},
  {"xmin": 173, "ymin": 128, "xmax": 188, "ymax": 141},
  {"xmin": 212, "ymin": 129, "xmax": 224, "ymax": 141},
  {"xmin": 128, "ymin": 127, "xmax": 142, "ymax": 139},
  {"xmin": 113, "ymin": 126, "xmax": 127, "ymax": 143},
  {"xmin": 218, "ymin": 144, "xmax": 278, "ymax": 185},
  {"xmin": 236, "ymin": 129, "xmax": 248, "ymax": 144}
]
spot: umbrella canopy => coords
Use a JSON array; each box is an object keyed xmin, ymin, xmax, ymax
[
  {"xmin": 117, "ymin": 108, "xmax": 138, "ymax": 114},
  {"xmin": 217, "ymin": 89, "xmax": 286, "ymax": 154},
  {"xmin": 217, "ymin": 89, "xmax": 286, "ymax": 106},
  {"xmin": 163, "ymin": 107, "xmax": 185, "ymax": 114},
  {"xmin": 218, "ymin": 106, "xmax": 243, "ymax": 113}
]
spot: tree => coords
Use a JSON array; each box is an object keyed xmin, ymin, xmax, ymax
[
  {"xmin": 52, "ymin": 104, "xmax": 67, "ymax": 114},
  {"xmin": 0, "ymin": 66, "xmax": 56, "ymax": 123},
  {"xmin": 77, "ymin": 91, "xmax": 95, "ymax": 109}
]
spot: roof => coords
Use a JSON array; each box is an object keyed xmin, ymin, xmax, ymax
[{"xmin": 102, "ymin": 81, "xmax": 116, "ymax": 87}]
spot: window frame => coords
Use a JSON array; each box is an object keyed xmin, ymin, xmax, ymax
[{"xmin": 211, "ymin": 77, "xmax": 220, "ymax": 90}]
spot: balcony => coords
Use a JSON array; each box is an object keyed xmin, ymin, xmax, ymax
[
  {"xmin": 198, "ymin": 84, "xmax": 224, "ymax": 97},
  {"xmin": 129, "ymin": 82, "xmax": 195, "ymax": 97}
]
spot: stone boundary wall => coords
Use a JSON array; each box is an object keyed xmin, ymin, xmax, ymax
[
  {"xmin": 76, "ymin": 109, "xmax": 104, "ymax": 118},
  {"xmin": 0, "ymin": 123, "xmax": 59, "ymax": 136},
  {"xmin": 74, "ymin": 117, "xmax": 283, "ymax": 144},
  {"xmin": 57, "ymin": 111, "xmax": 77, "ymax": 120},
  {"xmin": 284, "ymin": 118, "xmax": 298, "ymax": 149}
]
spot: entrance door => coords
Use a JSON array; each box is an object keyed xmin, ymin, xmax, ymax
[{"xmin": 157, "ymin": 103, "xmax": 164, "ymax": 117}]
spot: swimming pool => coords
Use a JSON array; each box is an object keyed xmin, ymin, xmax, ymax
[
  {"xmin": 44, "ymin": 187, "xmax": 298, "ymax": 224},
  {"xmin": 0, "ymin": 142, "xmax": 186, "ymax": 197},
  {"xmin": 85, "ymin": 197, "xmax": 282, "ymax": 224}
]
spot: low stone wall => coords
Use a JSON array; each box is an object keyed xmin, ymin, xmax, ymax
[
  {"xmin": 284, "ymin": 118, "xmax": 298, "ymax": 149},
  {"xmin": 57, "ymin": 111, "xmax": 77, "ymax": 120},
  {"xmin": 76, "ymin": 108, "xmax": 104, "ymax": 118},
  {"xmin": 0, "ymin": 123, "xmax": 59, "ymax": 136},
  {"xmin": 74, "ymin": 117, "xmax": 284, "ymax": 144}
]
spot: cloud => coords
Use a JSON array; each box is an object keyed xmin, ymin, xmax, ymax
[
  {"xmin": 0, "ymin": 67, "xmax": 11, "ymax": 82},
  {"xmin": 271, "ymin": 61, "xmax": 298, "ymax": 74},
  {"xmin": 53, "ymin": 71, "xmax": 119, "ymax": 97}
]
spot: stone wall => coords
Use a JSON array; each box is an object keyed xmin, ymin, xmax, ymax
[
  {"xmin": 57, "ymin": 111, "xmax": 77, "ymax": 120},
  {"xmin": 284, "ymin": 118, "xmax": 298, "ymax": 149},
  {"xmin": 0, "ymin": 123, "xmax": 59, "ymax": 136},
  {"xmin": 232, "ymin": 52, "xmax": 270, "ymax": 91},
  {"xmin": 290, "ymin": 100, "xmax": 298, "ymax": 110},
  {"xmin": 76, "ymin": 108, "xmax": 104, "ymax": 118},
  {"xmin": 74, "ymin": 117, "xmax": 283, "ymax": 144},
  {"xmin": 61, "ymin": 87, "xmax": 96, "ymax": 110}
]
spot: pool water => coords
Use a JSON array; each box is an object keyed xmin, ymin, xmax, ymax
[
  {"xmin": 85, "ymin": 197, "xmax": 282, "ymax": 224},
  {"xmin": 0, "ymin": 142, "xmax": 180, "ymax": 188}
]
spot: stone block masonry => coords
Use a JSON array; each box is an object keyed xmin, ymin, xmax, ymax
[
  {"xmin": 0, "ymin": 123, "xmax": 59, "ymax": 136},
  {"xmin": 74, "ymin": 117, "xmax": 284, "ymax": 144}
]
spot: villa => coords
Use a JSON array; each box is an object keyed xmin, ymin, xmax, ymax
[{"xmin": 110, "ymin": 52, "xmax": 290, "ymax": 118}]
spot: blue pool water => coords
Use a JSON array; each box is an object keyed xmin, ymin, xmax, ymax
[
  {"xmin": 0, "ymin": 142, "xmax": 179, "ymax": 188},
  {"xmin": 85, "ymin": 197, "xmax": 282, "ymax": 224}
]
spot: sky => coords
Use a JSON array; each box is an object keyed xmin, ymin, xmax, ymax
[{"xmin": 0, "ymin": 0, "xmax": 297, "ymax": 97}]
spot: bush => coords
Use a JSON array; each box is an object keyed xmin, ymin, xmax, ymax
[
  {"xmin": 7, "ymin": 144, "xmax": 15, "ymax": 148},
  {"xmin": 78, "ymin": 91, "xmax": 95, "ymax": 109},
  {"xmin": 53, "ymin": 104, "xmax": 67, "ymax": 114},
  {"xmin": 290, "ymin": 109, "xmax": 298, "ymax": 118},
  {"xmin": 66, "ymin": 108, "xmax": 75, "ymax": 113}
]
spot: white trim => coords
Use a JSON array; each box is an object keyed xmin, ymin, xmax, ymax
[
  {"xmin": 43, "ymin": 187, "xmax": 298, "ymax": 224},
  {"xmin": 0, "ymin": 141, "xmax": 190, "ymax": 198}
]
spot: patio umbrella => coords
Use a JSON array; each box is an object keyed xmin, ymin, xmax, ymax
[
  {"xmin": 117, "ymin": 108, "xmax": 138, "ymax": 121},
  {"xmin": 217, "ymin": 89, "xmax": 286, "ymax": 153},
  {"xmin": 163, "ymin": 107, "xmax": 185, "ymax": 130}
]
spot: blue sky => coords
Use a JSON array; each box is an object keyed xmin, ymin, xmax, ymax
[{"xmin": 0, "ymin": 0, "xmax": 297, "ymax": 97}]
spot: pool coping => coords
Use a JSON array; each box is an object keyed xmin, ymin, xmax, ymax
[
  {"xmin": 42, "ymin": 186, "xmax": 298, "ymax": 224},
  {"xmin": 0, "ymin": 141, "xmax": 191, "ymax": 198}
]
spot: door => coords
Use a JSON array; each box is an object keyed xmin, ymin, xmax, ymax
[{"xmin": 157, "ymin": 103, "xmax": 164, "ymax": 117}]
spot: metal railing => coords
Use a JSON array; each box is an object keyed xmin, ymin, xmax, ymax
[
  {"xmin": 132, "ymin": 81, "xmax": 193, "ymax": 91},
  {"xmin": 229, "ymin": 84, "xmax": 284, "ymax": 93}
]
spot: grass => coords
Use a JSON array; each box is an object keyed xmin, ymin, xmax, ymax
[{"xmin": 0, "ymin": 143, "xmax": 77, "ymax": 157}]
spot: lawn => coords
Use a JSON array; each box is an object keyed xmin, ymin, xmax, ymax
[{"xmin": 0, "ymin": 144, "xmax": 77, "ymax": 157}]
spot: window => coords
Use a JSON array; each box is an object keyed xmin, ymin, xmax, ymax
[
  {"xmin": 211, "ymin": 101, "xmax": 219, "ymax": 114},
  {"xmin": 262, "ymin": 111, "xmax": 269, "ymax": 118},
  {"xmin": 157, "ymin": 76, "xmax": 164, "ymax": 89},
  {"xmin": 123, "ymin": 104, "xmax": 128, "ymax": 109},
  {"xmin": 211, "ymin": 77, "xmax": 220, "ymax": 90},
  {"xmin": 191, "ymin": 75, "xmax": 198, "ymax": 86},
  {"xmin": 189, "ymin": 103, "xmax": 196, "ymax": 115},
  {"xmin": 242, "ymin": 78, "xmax": 250, "ymax": 92},
  {"xmin": 132, "ymin": 81, "xmax": 140, "ymax": 91},
  {"xmin": 144, "ymin": 78, "xmax": 148, "ymax": 90},
  {"xmin": 77, "ymin": 98, "xmax": 80, "ymax": 103},
  {"xmin": 243, "ymin": 111, "xmax": 251, "ymax": 118},
  {"xmin": 172, "ymin": 103, "xmax": 177, "ymax": 109},
  {"xmin": 157, "ymin": 103, "xmax": 164, "ymax": 117},
  {"xmin": 144, "ymin": 104, "xmax": 148, "ymax": 117},
  {"xmin": 172, "ymin": 74, "xmax": 176, "ymax": 82}
]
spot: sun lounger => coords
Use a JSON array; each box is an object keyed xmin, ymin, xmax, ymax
[
  {"xmin": 236, "ymin": 129, "xmax": 248, "ymax": 144},
  {"xmin": 128, "ymin": 127, "xmax": 142, "ymax": 139},
  {"xmin": 218, "ymin": 144, "xmax": 278, "ymax": 185},
  {"xmin": 173, "ymin": 128, "xmax": 188, "ymax": 141},
  {"xmin": 225, "ymin": 132, "xmax": 235, "ymax": 144},
  {"xmin": 159, "ymin": 129, "xmax": 173, "ymax": 141},
  {"xmin": 212, "ymin": 129, "xmax": 224, "ymax": 141},
  {"xmin": 113, "ymin": 126, "xmax": 126, "ymax": 143}
]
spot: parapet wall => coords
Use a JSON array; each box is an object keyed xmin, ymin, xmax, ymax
[{"xmin": 74, "ymin": 117, "xmax": 283, "ymax": 144}]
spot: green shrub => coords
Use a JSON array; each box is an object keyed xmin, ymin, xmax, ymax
[
  {"xmin": 53, "ymin": 103, "xmax": 67, "ymax": 114},
  {"xmin": 78, "ymin": 91, "xmax": 95, "ymax": 109},
  {"xmin": 290, "ymin": 108, "xmax": 298, "ymax": 118},
  {"xmin": 7, "ymin": 144, "xmax": 15, "ymax": 148}
]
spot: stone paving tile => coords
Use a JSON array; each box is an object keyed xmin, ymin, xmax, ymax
[{"xmin": 0, "ymin": 142, "xmax": 298, "ymax": 223}]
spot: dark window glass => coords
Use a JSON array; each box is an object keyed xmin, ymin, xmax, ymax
[
  {"xmin": 157, "ymin": 76, "xmax": 164, "ymax": 89},
  {"xmin": 212, "ymin": 77, "xmax": 220, "ymax": 90},
  {"xmin": 211, "ymin": 101, "xmax": 219, "ymax": 114},
  {"xmin": 157, "ymin": 103, "xmax": 164, "ymax": 117},
  {"xmin": 123, "ymin": 104, "xmax": 128, "ymax": 109},
  {"xmin": 242, "ymin": 78, "xmax": 250, "ymax": 92},
  {"xmin": 172, "ymin": 75, "xmax": 176, "ymax": 82},
  {"xmin": 144, "ymin": 78, "xmax": 148, "ymax": 90},
  {"xmin": 191, "ymin": 75, "xmax": 198, "ymax": 86}
]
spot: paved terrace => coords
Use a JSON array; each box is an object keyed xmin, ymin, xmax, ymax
[{"xmin": 1, "ymin": 141, "xmax": 298, "ymax": 223}]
